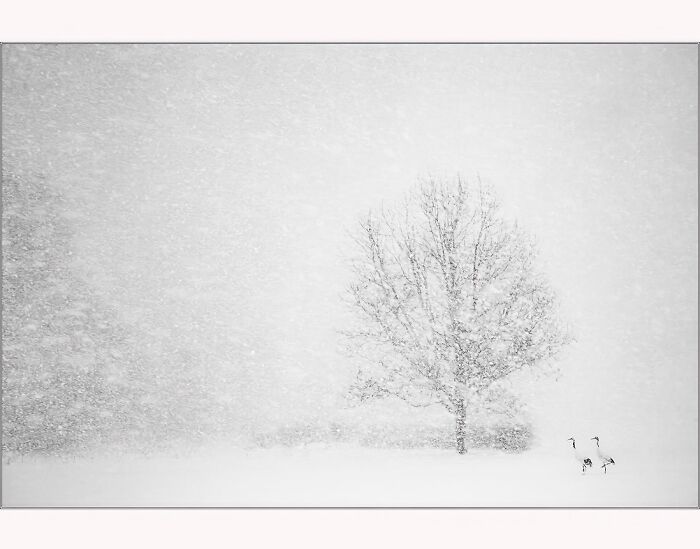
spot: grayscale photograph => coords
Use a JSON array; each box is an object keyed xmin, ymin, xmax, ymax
[{"xmin": 1, "ymin": 43, "xmax": 697, "ymax": 507}]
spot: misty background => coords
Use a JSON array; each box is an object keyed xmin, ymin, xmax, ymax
[{"xmin": 2, "ymin": 45, "xmax": 697, "ymax": 469}]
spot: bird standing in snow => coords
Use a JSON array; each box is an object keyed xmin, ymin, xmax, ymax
[
  {"xmin": 591, "ymin": 436, "xmax": 615, "ymax": 473},
  {"xmin": 568, "ymin": 437, "xmax": 593, "ymax": 473}
]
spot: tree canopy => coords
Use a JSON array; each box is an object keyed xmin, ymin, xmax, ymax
[{"xmin": 345, "ymin": 178, "xmax": 570, "ymax": 452}]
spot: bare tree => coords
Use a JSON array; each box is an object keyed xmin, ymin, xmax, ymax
[{"xmin": 345, "ymin": 177, "xmax": 570, "ymax": 454}]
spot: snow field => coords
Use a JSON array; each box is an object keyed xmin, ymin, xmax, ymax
[{"xmin": 4, "ymin": 443, "xmax": 696, "ymax": 507}]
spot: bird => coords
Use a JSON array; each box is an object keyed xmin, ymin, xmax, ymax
[
  {"xmin": 591, "ymin": 436, "xmax": 615, "ymax": 473},
  {"xmin": 568, "ymin": 437, "xmax": 593, "ymax": 473}
]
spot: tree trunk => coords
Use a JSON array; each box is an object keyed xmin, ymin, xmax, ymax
[{"xmin": 455, "ymin": 398, "xmax": 467, "ymax": 454}]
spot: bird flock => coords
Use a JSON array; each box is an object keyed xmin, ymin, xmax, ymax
[{"xmin": 568, "ymin": 436, "xmax": 615, "ymax": 474}]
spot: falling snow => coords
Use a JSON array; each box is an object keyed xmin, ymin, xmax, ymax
[{"xmin": 2, "ymin": 44, "xmax": 697, "ymax": 506}]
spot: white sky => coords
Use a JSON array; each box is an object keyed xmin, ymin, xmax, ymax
[{"xmin": 3, "ymin": 44, "xmax": 697, "ymax": 460}]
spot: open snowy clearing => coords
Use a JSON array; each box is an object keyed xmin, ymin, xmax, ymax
[{"xmin": 3, "ymin": 444, "xmax": 696, "ymax": 507}]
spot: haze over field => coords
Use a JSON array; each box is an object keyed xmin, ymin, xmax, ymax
[{"xmin": 2, "ymin": 44, "xmax": 697, "ymax": 506}]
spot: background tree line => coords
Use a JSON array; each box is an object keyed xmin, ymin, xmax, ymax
[{"xmin": 2, "ymin": 170, "xmax": 224, "ymax": 459}]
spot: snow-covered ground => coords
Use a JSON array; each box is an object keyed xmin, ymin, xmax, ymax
[
  {"xmin": 3, "ymin": 442, "xmax": 696, "ymax": 507},
  {"xmin": 3, "ymin": 45, "xmax": 696, "ymax": 510}
]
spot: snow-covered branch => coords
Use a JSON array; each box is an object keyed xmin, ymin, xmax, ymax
[{"xmin": 344, "ymin": 177, "xmax": 571, "ymax": 453}]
